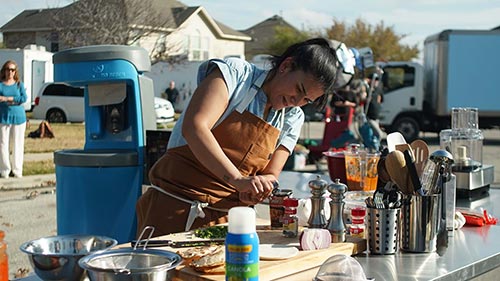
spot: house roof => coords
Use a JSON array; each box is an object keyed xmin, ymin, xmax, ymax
[
  {"xmin": 241, "ymin": 15, "xmax": 299, "ymax": 56},
  {"xmin": 0, "ymin": 0, "xmax": 250, "ymax": 41},
  {"xmin": 0, "ymin": 8, "xmax": 58, "ymax": 32},
  {"xmin": 241, "ymin": 15, "xmax": 299, "ymax": 35}
]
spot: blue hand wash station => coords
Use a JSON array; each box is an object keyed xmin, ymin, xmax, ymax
[{"xmin": 53, "ymin": 45, "xmax": 156, "ymax": 243}]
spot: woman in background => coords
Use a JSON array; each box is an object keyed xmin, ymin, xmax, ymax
[{"xmin": 0, "ymin": 60, "xmax": 27, "ymax": 178}]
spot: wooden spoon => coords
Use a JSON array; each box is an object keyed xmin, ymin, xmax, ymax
[
  {"xmin": 410, "ymin": 139, "xmax": 430, "ymax": 176},
  {"xmin": 385, "ymin": 150, "xmax": 411, "ymax": 195}
]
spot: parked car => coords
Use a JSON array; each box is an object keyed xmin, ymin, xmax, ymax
[
  {"xmin": 154, "ymin": 96, "xmax": 175, "ymax": 123},
  {"xmin": 32, "ymin": 82, "xmax": 84, "ymax": 123},
  {"xmin": 32, "ymin": 82, "xmax": 175, "ymax": 124}
]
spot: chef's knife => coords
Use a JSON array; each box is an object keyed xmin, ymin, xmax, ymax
[
  {"xmin": 403, "ymin": 150, "xmax": 425, "ymax": 196},
  {"xmin": 131, "ymin": 238, "xmax": 225, "ymax": 248}
]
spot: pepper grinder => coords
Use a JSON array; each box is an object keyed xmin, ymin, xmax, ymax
[
  {"xmin": 308, "ymin": 175, "xmax": 328, "ymax": 228},
  {"xmin": 326, "ymin": 178, "xmax": 348, "ymax": 242}
]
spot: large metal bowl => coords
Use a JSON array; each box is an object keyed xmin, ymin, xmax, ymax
[
  {"xmin": 19, "ymin": 234, "xmax": 118, "ymax": 281},
  {"xmin": 78, "ymin": 248, "xmax": 182, "ymax": 281}
]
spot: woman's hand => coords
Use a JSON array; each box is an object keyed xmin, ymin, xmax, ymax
[
  {"xmin": 234, "ymin": 174, "xmax": 278, "ymax": 204},
  {"xmin": 0, "ymin": 96, "xmax": 13, "ymax": 104}
]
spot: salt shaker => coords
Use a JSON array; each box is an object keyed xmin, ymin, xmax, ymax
[
  {"xmin": 326, "ymin": 178, "xmax": 348, "ymax": 242},
  {"xmin": 308, "ymin": 175, "xmax": 328, "ymax": 228}
]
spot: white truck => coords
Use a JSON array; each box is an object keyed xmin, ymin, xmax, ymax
[
  {"xmin": 378, "ymin": 29, "xmax": 500, "ymax": 141},
  {"xmin": 0, "ymin": 45, "xmax": 54, "ymax": 111}
]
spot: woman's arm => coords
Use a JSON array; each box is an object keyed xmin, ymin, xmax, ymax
[
  {"xmin": 182, "ymin": 68, "xmax": 276, "ymax": 200},
  {"xmin": 260, "ymin": 146, "xmax": 290, "ymax": 178},
  {"xmin": 15, "ymin": 83, "xmax": 28, "ymax": 104},
  {"xmin": 0, "ymin": 83, "xmax": 27, "ymax": 104}
]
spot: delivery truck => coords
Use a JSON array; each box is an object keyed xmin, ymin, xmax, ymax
[
  {"xmin": 0, "ymin": 45, "xmax": 54, "ymax": 111},
  {"xmin": 378, "ymin": 29, "xmax": 500, "ymax": 141}
]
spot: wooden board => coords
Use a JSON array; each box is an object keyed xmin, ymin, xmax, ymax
[{"xmin": 149, "ymin": 228, "xmax": 366, "ymax": 281}]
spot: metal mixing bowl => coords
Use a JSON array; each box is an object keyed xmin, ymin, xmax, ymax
[
  {"xmin": 19, "ymin": 234, "xmax": 118, "ymax": 281},
  {"xmin": 79, "ymin": 248, "xmax": 182, "ymax": 281}
]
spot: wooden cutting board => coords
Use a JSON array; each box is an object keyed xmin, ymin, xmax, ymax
[{"xmin": 158, "ymin": 228, "xmax": 366, "ymax": 281}]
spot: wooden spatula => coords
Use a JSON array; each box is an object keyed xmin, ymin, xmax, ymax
[
  {"xmin": 385, "ymin": 150, "xmax": 411, "ymax": 195},
  {"xmin": 410, "ymin": 139, "xmax": 429, "ymax": 177}
]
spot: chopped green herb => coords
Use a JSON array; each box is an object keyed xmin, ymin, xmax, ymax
[{"xmin": 194, "ymin": 225, "xmax": 228, "ymax": 239}]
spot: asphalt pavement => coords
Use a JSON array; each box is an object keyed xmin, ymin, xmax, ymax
[{"xmin": 1, "ymin": 124, "xmax": 500, "ymax": 279}]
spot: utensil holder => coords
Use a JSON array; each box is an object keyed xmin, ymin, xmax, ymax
[
  {"xmin": 400, "ymin": 194, "xmax": 440, "ymax": 253},
  {"xmin": 367, "ymin": 207, "xmax": 400, "ymax": 255}
]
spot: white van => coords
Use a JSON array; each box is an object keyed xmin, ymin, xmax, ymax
[
  {"xmin": 32, "ymin": 82, "xmax": 84, "ymax": 123},
  {"xmin": 32, "ymin": 82, "xmax": 174, "ymax": 123}
]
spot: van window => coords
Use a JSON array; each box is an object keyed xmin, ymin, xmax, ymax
[{"xmin": 43, "ymin": 84, "xmax": 84, "ymax": 97}]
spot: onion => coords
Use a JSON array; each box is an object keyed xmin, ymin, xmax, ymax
[{"xmin": 299, "ymin": 228, "xmax": 332, "ymax": 251}]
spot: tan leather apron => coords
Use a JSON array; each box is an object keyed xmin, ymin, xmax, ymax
[{"xmin": 136, "ymin": 71, "xmax": 281, "ymax": 237}]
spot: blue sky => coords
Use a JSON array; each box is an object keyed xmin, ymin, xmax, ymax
[{"xmin": 2, "ymin": 0, "xmax": 499, "ymax": 51}]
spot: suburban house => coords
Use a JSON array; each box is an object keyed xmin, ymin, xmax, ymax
[
  {"xmin": 0, "ymin": 0, "xmax": 252, "ymax": 106},
  {"xmin": 1, "ymin": 0, "xmax": 250, "ymax": 61},
  {"xmin": 0, "ymin": 0, "xmax": 296, "ymax": 111},
  {"xmin": 240, "ymin": 15, "xmax": 300, "ymax": 61}
]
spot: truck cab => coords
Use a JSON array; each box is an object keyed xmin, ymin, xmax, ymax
[{"xmin": 378, "ymin": 61, "xmax": 425, "ymax": 140}]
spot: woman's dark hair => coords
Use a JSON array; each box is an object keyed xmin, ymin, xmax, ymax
[{"xmin": 268, "ymin": 38, "xmax": 339, "ymax": 109}]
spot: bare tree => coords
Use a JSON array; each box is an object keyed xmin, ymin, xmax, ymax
[{"xmin": 51, "ymin": 0, "xmax": 185, "ymax": 64}]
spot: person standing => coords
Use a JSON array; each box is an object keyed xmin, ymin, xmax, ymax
[
  {"xmin": 163, "ymin": 80, "xmax": 179, "ymax": 107},
  {"xmin": 0, "ymin": 60, "xmax": 27, "ymax": 178},
  {"xmin": 365, "ymin": 76, "xmax": 386, "ymax": 139}
]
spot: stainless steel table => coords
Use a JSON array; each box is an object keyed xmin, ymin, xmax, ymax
[
  {"xmin": 355, "ymin": 187, "xmax": 500, "ymax": 281},
  {"xmin": 356, "ymin": 225, "xmax": 500, "ymax": 280},
  {"xmin": 273, "ymin": 171, "xmax": 500, "ymax": 280},
  {"xmin": 16, "ymin": 171, "xmax": 500, "ymax": 281}
]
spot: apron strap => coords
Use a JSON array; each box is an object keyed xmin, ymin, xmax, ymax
[
  {"xmin": 236, "ymin": 70, "xmax": 268, "ymax": 113},
  {"xmin": 235, "ymin": 70, "xmax": 286, "ymax": 133},
  {"xmin": 148, "ymin": 185, "xmax": 229, "ymax": 232}
]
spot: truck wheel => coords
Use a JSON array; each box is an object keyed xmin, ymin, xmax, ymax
[
  {"xmin": 393, "ymin": 117, "xmax": 419, "ymax": 141},
  {"xmin": 46, "ymin": 109, "xmax": 67, "ymax": 123}
]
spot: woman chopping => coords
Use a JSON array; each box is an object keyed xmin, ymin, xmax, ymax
[{"xmin": 136, "ymin": 38, "xmax": 355, "ymax": 236}]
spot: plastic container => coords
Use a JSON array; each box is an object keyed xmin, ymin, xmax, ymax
[
  {"xmin": 451, "ymin": 107, "xmax": 479, "ymax": 130},
  {"xmin": 0, "ymin": 230, "xmax": 8, "ymax": 281},
  {"xmin": 226, "ymin": 207, "xmax": 259, "ymax": 280},
  {"xmin": 440, "ymin": 107, "xmax": 484, "ymax": 172},
  {"xmin": 350, "ymin": 207, "xmax": 366, "ymax": 239},
  {"xmin": 282, "ymin": 198, "xmax": 299, "ymax": 238},
  {"xmin": 344, "ymin": 144, "xmax": 380, "ymax": 191},
  {"xmin": 440, "ymin": 129, "xmax": 483, "ymax": 171}
]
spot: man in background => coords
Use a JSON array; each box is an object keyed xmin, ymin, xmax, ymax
[{"xmin": 163, "ymin": 80, "xmax": 179, "ymax": 108}]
